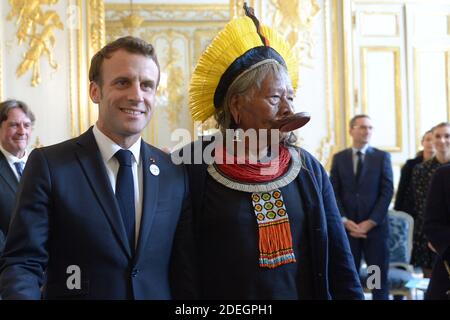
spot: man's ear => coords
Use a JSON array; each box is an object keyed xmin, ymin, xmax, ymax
[
  {"xmin": 229, "ymin": 95, "xmax": 242, "ymax": 126},
  {"xmin": 89, "ymin": 81, "xmax": 101, "ymax": 104}
]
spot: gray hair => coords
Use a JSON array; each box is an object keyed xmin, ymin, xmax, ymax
[
  {"xmin": 214, "ymin": 60, "xmax": 296, "ymax": 144},
  {"xmin": 216, "ymin": 61, "xmax": 290, "ymax": 129},
  {"xmin": 0, "ymin": 99, "xmax": 35, "ymax": 125}
]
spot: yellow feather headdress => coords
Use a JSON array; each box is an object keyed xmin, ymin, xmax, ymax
[{"xmin": 189, "ymin": 11, "xmax": 299, "ymax": 123}]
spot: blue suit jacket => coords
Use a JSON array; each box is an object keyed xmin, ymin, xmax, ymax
[
  {"xmin": 0, "ymin": 128, "xmax": 196, "ymax": 299},
  {"xmin": 0, "ymin": 151, "xmax": 19, "ymax": 242},
  {"xmin": 178, "ymin": 137, "xmax": 364, "ymax": 299},
  {"xmin": 330, "ymin": 147, "xmax": 393, "ymax": 226}
]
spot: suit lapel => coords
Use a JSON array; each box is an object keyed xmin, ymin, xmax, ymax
[
  {"xmin": 135, "ymin": 143, "xmax": 159, "ymax": 261},
  {"xmin": 0, "ymin": 152, "xmax": 19, "ymax": 192},
  {"xmin": 75, "ymin": 128, "xmax": 132, "ymax": 258}
]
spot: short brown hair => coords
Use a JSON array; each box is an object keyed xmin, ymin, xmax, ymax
[
  {"xmin": 0, "ymin": 99, "xmax": 35, "ymax": 125},
  {"xmin": 431, "ymin": 122, "xmax": 450, "ymax": 133},
  {"xmin": 89, "ymin": 36, "xmax": 160, "ymax": 86},
  {"xmin": 349, "ymin": 114, "xmax": 371, "ymax": 128}
]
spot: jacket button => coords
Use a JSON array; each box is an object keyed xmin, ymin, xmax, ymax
[{"xmin": 318, "ymin": 273, "xmax": 323, "ymax": 277}]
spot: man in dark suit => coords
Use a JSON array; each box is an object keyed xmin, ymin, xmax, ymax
[
  {"xmin": 0, "ymin": 36, "xmax": 195, "ymax": 299},
  {"xmin": 0, "ymin": 99, "xmax": 35, "ymax": 254},
  {"xmin": 330, "ymin": 114, "xmax": 393, "ymax": 300},
  {"xmin": 424, "ymin": 164, "xmax": 450, "ymax": 300}
]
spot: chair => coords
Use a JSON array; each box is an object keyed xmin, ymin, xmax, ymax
[
  {"xmin": 360, "ymin": 210, "xmax": 415, "ymax": 299},
  {"xmin": 387, "ymin": 210, "xmax": 415, "ymax": 299}
]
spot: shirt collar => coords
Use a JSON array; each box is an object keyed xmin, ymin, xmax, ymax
[
  {"xmin": 352, "ymin": 144, "xmax": 369, "ymax": 155},
  {"xmin": 93, "ymin": 124, "xmax": 141, "ymax": 165},
  {"xmin": 0, "ymin": 145, "xmax": 28, "ymax": 165}
]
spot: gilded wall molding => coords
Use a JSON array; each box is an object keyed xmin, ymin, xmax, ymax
[
  {"xmin": 230, "ymin": 0, "xmax": 261, "ymax": 18},
  {"xmin": 105, "ymin": 3, "xmax": 229, "ymax": 21},
  {"xmin": 7, "ymin": 0, "xmax": 64, "ymax": 86},
  {"xmin": 68, "ymin": 0, "xmax": 83, "ymax": 137},
  {"xmin": 269, "ymin": 0, "xmax": 320, "ymax": 72},
  {"xmin": 103, "ymin": 2, "xmax": 229, "ymax": 147},
  {"xmin": 316, "ymin": 0, "xmax": 336, "ymax": 168},
  {"xmin": 361, "ymin": 46, "xmax": 403, "ymax": 152},
  {"xmin": 87, "ymin": 0, "xmax": 105, "ymax": 126},
  {"xmin": 331, "ymin": 0, "xmax": 345, "ymax": 159}
]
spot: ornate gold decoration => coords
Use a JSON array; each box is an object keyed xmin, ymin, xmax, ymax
[
  {"xmin": 343, "ymin": 0, "xmax": 353, "ymax": 147},
  {"xmin": 316, "ymin": 0, "xmax": 335, "ymax": 168},
  {"xmin": 32, "ymin": 136, "xmax": 44, "ymax": 149},
  {"xmin": 230, "ymin": 0, "xmax": 259, "ymax": 18},
  {"xmin": 7, "ymin": 0, "xmax": 63, "ymax": 86},
  {"xmin": 87, "ymin": 0, "xmax": 105, "ymax": 126},
  {"xmin": 102, "ymin": 3, "xmax": 229, "ymax": 147},
  {"xmin": 269, "ymin": 0, "xmax": 320, "ymax": 73},
  {"xmin": 121, "ymin": 0, "xmax": 144, "ymax": 35},
  {"xmin": 160, "ymin": 45, "xmax": 185, "ymax": 132},
  {"xmin": 68, "ymin": 0, "xmax": 83, "ymax": 137}
]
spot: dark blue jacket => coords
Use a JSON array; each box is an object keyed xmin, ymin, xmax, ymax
[
  {"xmin": 0, "ymin": 128, "xmax": 195, "ymax": 299},
  {"xmin": 0, "ymin": 151, "xmax": 19, "ymax": 243},
  {"xmin": 424, "ymin": 164, "xmax": 450, "ymax": 300},
  {"xmin": 178, "ymin": 137, "xmax": 364, "ymax": 299}
]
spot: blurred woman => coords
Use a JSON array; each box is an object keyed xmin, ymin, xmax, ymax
[
  {"xmin": 424, "ymin": 164, "xmax": 450, "ymax": 300},
  {"xmin": 411, "ymin": 122, "xmax": 450, "ymax": 277},
  {"xmin": 394, "ymin": 130, "xmax": 435, "ymax": 214}
]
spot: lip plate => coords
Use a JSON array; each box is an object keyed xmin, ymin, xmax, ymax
[{"xmin": 278, "ymin": 112, "xmax": 311, "ymax": 132}]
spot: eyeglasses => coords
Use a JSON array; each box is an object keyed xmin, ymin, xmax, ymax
[{"xmin": 352, "ymin": 125, "xmax": 373, "ymax": 130}]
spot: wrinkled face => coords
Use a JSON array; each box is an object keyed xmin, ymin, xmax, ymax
[
  {"xmin": 421, "ymin": 132, "xmax": 435, "ymax": 154},
  {"xmin": 350, "ymin": 117, "xmax": 373, "ymax": 146},
  {"xmin": 89, "ymin": 49, "xmax": 159, "ymax": 145},
  {"xmin": 231, "ymin": 72, "xmax": 294, "ymax": 132},
  {"xmin": 0, "ymin": 108, "xmax": 32, "ymax": 158},
  {"xmin": 432, "ymin": 125, "xmax": 450, "ymax": 154}
]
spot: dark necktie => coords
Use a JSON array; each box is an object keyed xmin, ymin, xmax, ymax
[
  {"xmin": 356, "ymin": 150, "xmax": 363, "ymax": 181},
  {"xmin": 114, "ymin": 149, "xmax": 135, "ymax": 254},
  {"xmin": 14, "ymin": 161, "xmax": 24, "ymax": 179}
]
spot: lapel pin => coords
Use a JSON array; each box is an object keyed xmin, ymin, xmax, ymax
[
  {"xmin": 149, "ymin": 164, "xmax": 160, "ymax": 176},
  {"xmin": 149, "ymin": 158, "xmax": 160, "ymax": 176}
]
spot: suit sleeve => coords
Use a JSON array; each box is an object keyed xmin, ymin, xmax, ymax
[
  {"xmin": 394, "ymin": 162, "xmax": 410, "ymax": 211},
  {"xmin": 329, "ymin": 154, "xmax": 346, "ymax": 219},
  {"xmin": 169, "ymin": 165, "xmax": 199, "ymax": 299},
  {"xmin": 0, "ymin": 148, "xmax": 51, "ymax": 299},
  {"xmin": 0, "ymin": 229, "xmax": 5, "ymax": 256},
  {"xmin": 369, "ymin": 152, "xmax": 394, "ymax": 225},
  {"xmin": 320, "ymin": 165, "xmax": 364, "ymax": 299},
  {"xmin": 424, "ymin": 166, "xmax": 450, "ymax": 262}
]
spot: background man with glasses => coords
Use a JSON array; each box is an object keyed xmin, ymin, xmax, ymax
[{"xmin": 330, "ymin": 114, "xmax": 394, "ymax": 300}]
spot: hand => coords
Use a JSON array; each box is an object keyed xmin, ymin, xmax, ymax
[
  {"xmin": 349, "ymin": 231, "xmax": 367, "ymax": 239},
  {"xmin": 427, "ymin": 242, "xmax": 437, "ymax": 253},
  {"xmin": 344, "ymin": 219, "xmax": 362, "ymax": 233},
  {"xmin": 357, "ymin": 220, "xmax": 376, "ymax": 234}
]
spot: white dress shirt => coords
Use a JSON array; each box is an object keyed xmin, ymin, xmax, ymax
[
  {"xmin": 352, "ymin": 144, "xmax": 369, "ymax": 175},
  {"xmin": 0, "ymin": 145, "xmax": 29, "ymax": 181},
  {"xmin": 92, "ymin": 124, "xmax": 143, "ymax": 248}
]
